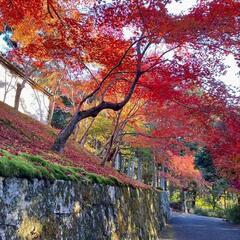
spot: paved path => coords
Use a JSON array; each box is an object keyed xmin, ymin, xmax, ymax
[{"xmin": 161, "ymin": 213, "xmax": 240, "ymax": 240}]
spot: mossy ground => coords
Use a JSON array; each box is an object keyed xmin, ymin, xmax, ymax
[{"xmin": 0, "ymin": 149, "xmax": 123, "ymax": 186}]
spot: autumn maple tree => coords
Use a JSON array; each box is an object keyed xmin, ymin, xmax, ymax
[
  {"xmin": 0, "ymin": 0, "xmax": 239, "ymax": 153},
  {"xmin": 0, "ymin": 0, "xmax": 239, "ymax": 194}
]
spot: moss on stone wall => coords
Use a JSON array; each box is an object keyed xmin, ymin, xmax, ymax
[
  {"xmin": 0, "ymin": 149, "xmax": 123, "ymax": 186},
  {"xmin": 0, "ymin": 149, "xmax": 170, "ymax": 240},
  {"xmin": 0, "ymin": 149, "xmax": 84, "ymax": 181}
]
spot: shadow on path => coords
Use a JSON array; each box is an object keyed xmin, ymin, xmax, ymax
[{"xmin": 160, "ymin": 213, "xmax": 240, "ymax": 240}]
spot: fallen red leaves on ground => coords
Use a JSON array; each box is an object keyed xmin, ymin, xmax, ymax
[{"xmin": 0, "ymin": 102, "xmax": 149, "ymax": 188}]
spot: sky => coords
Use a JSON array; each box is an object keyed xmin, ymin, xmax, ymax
[
  {"xmin": 167, "ymin": 0, "xmax": 199, "ymax": 15},
  {"xmin": 0, "ymin": 0, "xmax": 239, "ymax": 89},
  {"xmin": 0, "ymin": 35, "xmax": 10, "ymax": 52}
]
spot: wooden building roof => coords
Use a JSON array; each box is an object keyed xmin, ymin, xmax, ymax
[{"xmin": 0, "ymin": 55, "xmax": 53, "ymax": 97}]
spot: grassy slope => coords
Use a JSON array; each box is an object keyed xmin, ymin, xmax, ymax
[{"xmin": 0, "ymin": 102, "xmax": 148, "ymax": 188}]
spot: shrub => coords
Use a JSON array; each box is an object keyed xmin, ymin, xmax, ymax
[
  {"xmin": 194, "ymin": 208, "xmax": 225, "ymax": 218},
  {"xmin": 225, "ymin": 205, "xmax": 240, "ymax": 224}
]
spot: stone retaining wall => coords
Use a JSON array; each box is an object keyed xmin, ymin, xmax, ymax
[{"xmin": 0, "ymin": 177, "xmax": 170, "ymax": 240}]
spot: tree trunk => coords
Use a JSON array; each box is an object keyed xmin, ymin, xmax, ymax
[
  {"xmin": 131, "ymin": 160, "xmax": 135, "ymax": 178},
  {"xmin": 97, "ymin": 138, "xmax": 111, "ymax": 157},
  {"xmin": 152, "ymin": 162, "xmax": 157, "ymax": 188},
  {"xmin": 101, "ymin": 136, "xmax": 115, "ymax": 166},
  {"xmin": 160, "ymin": 163, "xmax": 167, "ymax": 190},
  {"xmin": 120, "ymin": 156, "xmax": 125, "ymax": 173},
  {"xmin": 152, "ymin": 152, "xmax": 158, "ymax": 188},
  {"xmin": 112, "ymin": 147, "xmax": 120, "ymax": 168},
  {"xmin": 95, "ymin": 136, "xmax": 101, "ymax": 151},
  {"xmin": 47, "ymin": 96, "xmax": 55, "ymax": 125},
  {"xmin": 223, "ymin": 190, "xmax": 227, "ymax": 210},
  {"xmin": 73, "ymin": 123, "xmax": 80, "ymax": 142},
  {"xmin": 182, "ymin": 190, "xmax": 188, "ymax": 213},
  {"xmin": 14, "ymin": 70, "xmax": 30, "ymax": 111},
  {"xmin": 156, "ymin": 164, "xmax": 160, "ymax": 188},
  {"xmin": 14, "ymin": 83, "xmax": 23, "ymax": 111},
  {"xmin": 137, "ymin": 157, "xmax": 142, "ymax": 182},
  {"xmin": 192, "ymin": 190, "xmax": 197, "ymax": 209},
  {"xmin": 79, "ymin": 117, "xmax": 95, "ymax": 146},
  {"xmin": 160, "ymin": 175, "xmax": 165, "ymax": 190},
  {"xmin": 127, "ymin": 159, "xmax": 132, "ymax": 177},
  {"xmin": 52, "ymin": 45, "xmax": 143, "ymax": 153},
  {"xmin": 52, "ymin": 113, "xmax": 81, "ymax": 152},
  {"xmin": 3, "ymin": 70, "xmax": 8, "ymax": 103},
  {"xmin": 3, "ymin": 91, "xmax": 7, "ymax": 103},
  {"xmin": 184, "ymin": 191, "xmax": 188, "ymax": 213},
  {"xmin": 212, "ymin": 194, "xmax": 217, "ymax": 211},
  {"xmin": 101, "ymin": 111, "xmax": 122, "ymax": 166}
]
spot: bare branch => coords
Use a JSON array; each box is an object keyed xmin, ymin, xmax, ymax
[
  {"xmin": 47, "ymin": 0, "xmax": 64, "ymax": 24},
  {"xmin": 77, "ymin": 37, "xmax": 146, "ymax": 110},
  {"xmin": 75, "ymin": 55, "xmax": 99, "ymax": 85}
]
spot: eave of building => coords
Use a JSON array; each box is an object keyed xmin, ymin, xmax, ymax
[{"xmin": 0, "ymin": 55, "xmax": 53, "ymax": 97}]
